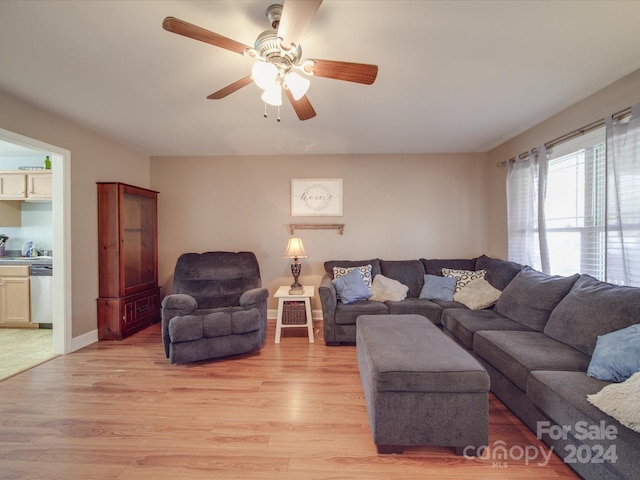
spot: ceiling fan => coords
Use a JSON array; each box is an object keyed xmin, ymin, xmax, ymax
[{"xmin": 162, "ymin": 0, "xmax": 378, "ymax": 121}]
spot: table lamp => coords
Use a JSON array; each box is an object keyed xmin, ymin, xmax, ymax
[{"xmin": 283, "ymin": 237, "xmax": 307, "ymax": 294}]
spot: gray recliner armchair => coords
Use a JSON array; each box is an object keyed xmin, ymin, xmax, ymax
[{"xmin": 161, "ymin": 251, "xmax": 269, "ymax": 364}]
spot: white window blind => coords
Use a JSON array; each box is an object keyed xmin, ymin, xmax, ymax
[
  {"xmin": 506, "ymin": 104, "xmax": 640, "ymax": 286},
  {"xmin": 545, "ymin": 128, "xmax": 606, "ymax": 278}
]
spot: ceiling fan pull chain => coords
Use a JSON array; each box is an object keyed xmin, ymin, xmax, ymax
[
  {"xmin": 264, "ymin": 102, "xmax": 268, "ymax": 118},
  {"xmin": 277, "ymin": 105, "xmax": 281, "ymax": 122}
]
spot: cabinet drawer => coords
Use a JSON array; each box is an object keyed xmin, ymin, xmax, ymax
[
  {"xmin": 97, "ymin": 287, "xmax": 160, "ymax": 340},
  {"xmin": 124, "ymin": 292, "xmax": 159, "ymax": 325},
  {"xmin": 0, "ymin": 265, "xmax": 30, "ymax": 277}
]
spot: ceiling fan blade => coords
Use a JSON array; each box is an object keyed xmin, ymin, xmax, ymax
[
  {"xmin": 163, "ymin": 17, "xmax": 250, "ymax": 55},
  {"xmin": 305, "ymin": 59, "xmax": 378, "ymax": 85},
  {"xmin": 277, "ymin": 0, "xmax": 322, "ymax": 50},
  {"xmin": 207, "ymin": 76, "xmax": 253, "ymax": 100},
  {"xmin": 285, "ymin": 89, "xmax": 317, "ymax": 121}
]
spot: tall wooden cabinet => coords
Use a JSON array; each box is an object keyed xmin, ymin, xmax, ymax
[{"xmin": 97, "ymin": 182, "xmax": 160, "ymax": 340}]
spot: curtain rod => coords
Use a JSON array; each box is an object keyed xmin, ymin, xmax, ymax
[{"xmin": 496, "ymin": 106, "xmax": 632, "ymax": 168}]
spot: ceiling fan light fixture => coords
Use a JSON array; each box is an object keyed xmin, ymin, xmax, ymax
[
  {"xmin": 284, "ymin": 71, "xmax": 310, "ymax": 100},
  {"xmin": 261, "ymin": 84, "xmax": 283, "ymax": 106},
  {"xmin": 251, "ymin": 61, "xmax": 278, "ymax": 90}
]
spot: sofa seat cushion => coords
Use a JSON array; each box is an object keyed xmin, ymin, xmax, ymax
[
  {"xmin": 442, "ymin": 308, "xmax": 533, "ymax": 349},
  {"xmin": 494, "ymin": 267, "xmax": 579, "ymax": 332},
  {"xmin": 169, "ymin": 309, "xmax": 261, "ymax": 343},
  {"xmin": 385, "ymin": 298, "xmax": 444, "ymax": 325},
  {"xmin": 431, "ymin": 299, "xmax": 467, "ymax": 309},
  {"xmin": 473, "ymin": 331, "xmax": 591, "ymax": 391},
  {"xmin": 527, "ymin": 371, "xmax": 640, "ymax": 454},
  {"xmin": 379, "ymin": 260, "xmax": 426, "ymax": 298},
  {"xmin": 544, "ymin": 274, "xmax": 640, "ymax": 356},
  {"xmin": 334, "ymin": 300, "xmax": 389, "ymax": 325}
]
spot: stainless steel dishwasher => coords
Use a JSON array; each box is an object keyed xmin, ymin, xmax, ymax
[{"xmin": 30, "ymin": 263, "xmax": 53, "ymax": 327}]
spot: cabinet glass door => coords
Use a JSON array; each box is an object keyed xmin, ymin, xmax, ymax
[{"xmin": 123, "ymin": 191, "xmax": 156, "ymax": 293}]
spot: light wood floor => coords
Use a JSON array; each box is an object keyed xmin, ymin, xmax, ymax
[{"xmin": 0, "ymin": 322, "xmax": 579, "ymax": 479}]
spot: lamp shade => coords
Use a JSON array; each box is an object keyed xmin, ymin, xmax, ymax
[
  {"xmin": 261, "ymin": 84, "xmax": 283, "ymax": 106},
  {"xmin": 283, "ymin": 237, "xmax": 307, "ymax": 259},
  {"xmin": 284, "ymin": 71, "xmax": 311, "ymax": 100},
  {"xmin": 252, "ymin": 61, "xmax": 278, "ymax": 89}
]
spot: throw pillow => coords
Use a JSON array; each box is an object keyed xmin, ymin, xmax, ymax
[
  {"xmin": 333, "ymin": 264, "xmax": 373, "ymax": 293},
  {"xmin": 368, "ymin": 274, "xmax": 409, "ymax": 302},
  {"xmin": 587, "ymin": 371, "xmax": 640, "ymax": 433},
  {"xmin": 587, "ymin": 324, "xmax": 640, "ymax": 382},
  {"xmin": 419, "ymin": 274, "xmax": 457, "ymax": 301},
  {"xmin": 442, "ymin": 268, "xmax": 487, "ymax": 293},
  {"xmin": 332, "ymin": 268, "xmax": 371, "ymax": 304},
  {"xmin": 453, "ymin": 278, "xmax": 502, "ymax": 310}
]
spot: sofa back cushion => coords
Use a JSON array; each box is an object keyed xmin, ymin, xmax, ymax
[
  {"xmin": 324, "ymin": 259, "xmax": 382, "ymax": 279},
  {"xmin": 421, "ymin": 258, "xmax": 477, "ymax": 276},
  {"xmin": 544, "ymin": 274, "xmax": 640, "ymax": 356},
  {"xmin": 494, "ymin": 267, "xmax": 579, "ymax": 331},
  {"xmin": 380, "ymin": 260, "xmax": 426, "ymax": 298},
  {"xmin": 475, "ymin": 255, "xmax": 523, "ymax": 290},
  {"xmin": 173, "ymin": 251, "xmax": 262, "ymax": 309}
]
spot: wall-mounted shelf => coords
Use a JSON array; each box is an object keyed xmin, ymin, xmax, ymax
[{"xmin": 288, "ymin": 223, "xmax": 345, "ymax": 235}]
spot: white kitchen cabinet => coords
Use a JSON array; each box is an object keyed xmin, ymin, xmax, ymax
[
  {"xmin": 0, "ymin": 171, "xmax": 52, "ymax": 200},
  {"xmin": 0, "ymin": 265, "xmax": 32, "ymax": 327},
  {"xmin": 0, "ymin": 172, "xmax": 27, "ymax": 198},
  {"xmin": 27, "ymin": 173, "xmax": 53, "ymax": 199}
]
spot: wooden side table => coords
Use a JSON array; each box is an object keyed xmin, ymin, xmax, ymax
[{"xmin": 274, "ymin": 285, "xmax": 315, "ymax": 343}]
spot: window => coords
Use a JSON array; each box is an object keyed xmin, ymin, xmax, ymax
[
  {"xmin": 545, "ymin": 128, "xmax": 605, "ymax": 278},
  {"xmin": 507, "ymin": 105, "xmax": 640, "ymax": 286}
]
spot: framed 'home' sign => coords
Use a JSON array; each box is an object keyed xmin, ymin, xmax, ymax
[{"xmin": 291, "ymin": 178, "xmax": 343, "ymax": 216}]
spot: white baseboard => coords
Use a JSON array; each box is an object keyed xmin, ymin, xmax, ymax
[{"xmin": 71, "ymin": 328, "xmax": 99, "ymax": 352}]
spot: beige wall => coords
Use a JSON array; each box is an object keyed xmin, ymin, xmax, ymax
[
  {"xmin": 151, "ymin": 153, "xmax": 489, "ymax": 311},
  {"xmin": 484, "ymin": 68, "xmax": 640, "ymax": 258},
  {"xmin": 3, "ymin": 66, "xmax": 640, "ymax": 337},
  {"xmin": 0, "ymin": 89, "xmax": 151, "ymax": 337}
]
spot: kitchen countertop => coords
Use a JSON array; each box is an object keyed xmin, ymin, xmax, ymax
[{"xmin": 0, "ymin": 256, "xmax": 53, "ymax": 266}]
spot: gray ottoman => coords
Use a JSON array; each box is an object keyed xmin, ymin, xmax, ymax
[{"xmin": 356, "ymin": 314, "xmax": 489, "ymax": 455}]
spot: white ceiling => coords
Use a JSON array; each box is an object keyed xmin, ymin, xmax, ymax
[{"xmin": 1, "ymin": 0, "xmax": 640, "ymax": 157}]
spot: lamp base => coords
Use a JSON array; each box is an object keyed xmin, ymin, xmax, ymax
[{"xmin": 288, "ymin": 286, "xmax": 304, "ymax": 295}]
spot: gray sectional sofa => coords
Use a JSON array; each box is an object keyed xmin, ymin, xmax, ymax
[{"xmin": 318, "ymin": 255, "xmax": 640, "ymax": 480}]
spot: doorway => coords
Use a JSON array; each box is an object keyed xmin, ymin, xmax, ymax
[{"xmin": 0, "ymin": 128, "xmax": 71, "ymax": 355}]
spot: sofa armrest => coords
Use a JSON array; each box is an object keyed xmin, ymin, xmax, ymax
[
  {"xmin": 161, "ymin": 294, "xmax": 198, "ymax": 358},
  {"xmin": 239, "ymin": 287, "xmax": 269, "ymax": 308},
  {"xmin": 240, "ymin": 287, "xmax": 269, "ymax": 345},
  {"xmin": 162, "ymin": 293, "xmax": 198, "ymax": 314},
  {"xmin": 319, "ymin": 274, "xmax": 338, "ymax": 343}
]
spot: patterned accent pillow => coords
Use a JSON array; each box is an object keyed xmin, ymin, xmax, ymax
[
  {"xmin": 333, "ymin": 264, "xmax": 373, "ymax": 293},
  {"xmin": 442, "ymin": 268, "xmax": 487, "ymax": 293}
]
